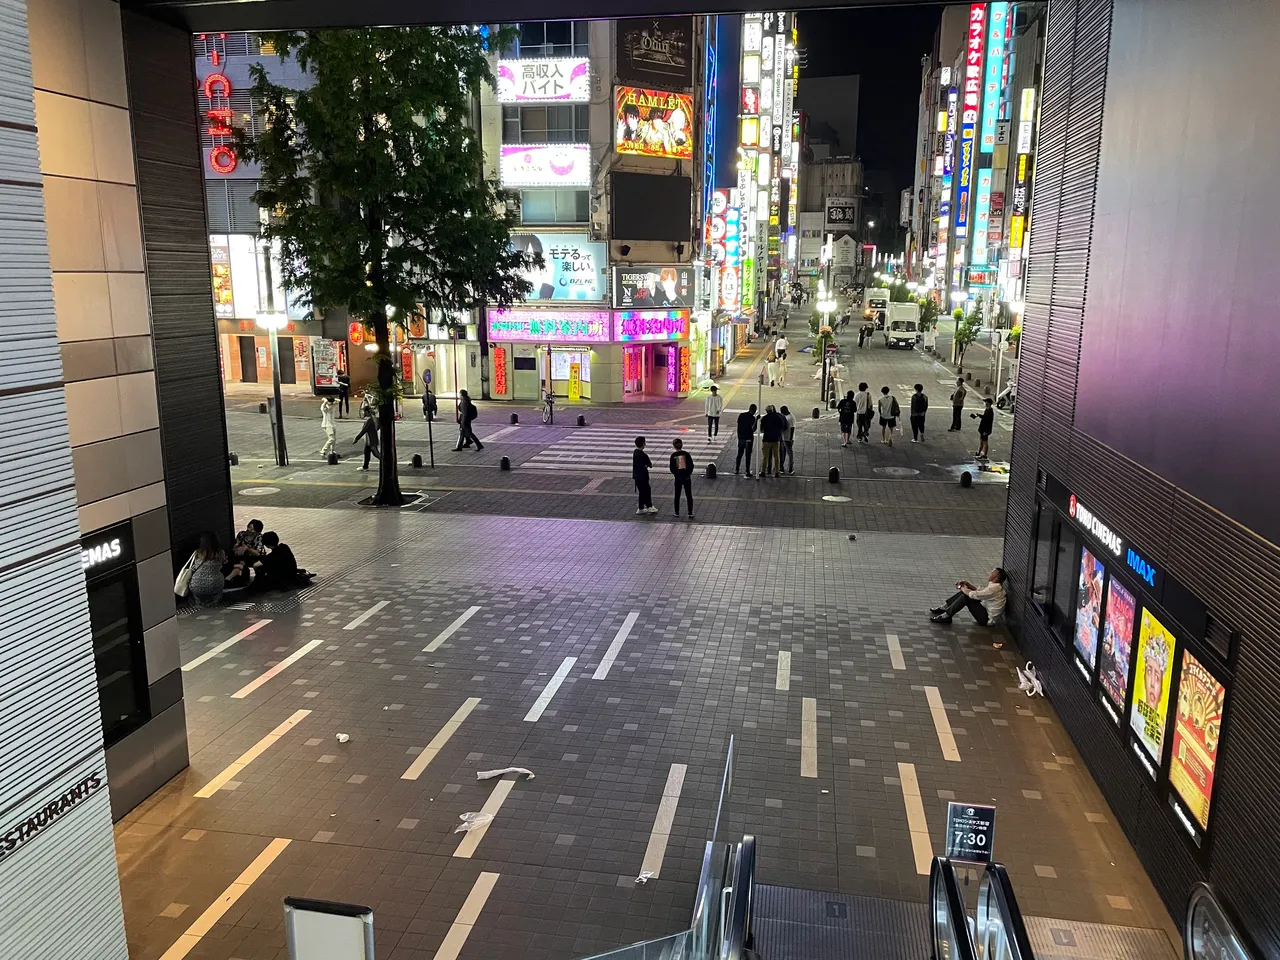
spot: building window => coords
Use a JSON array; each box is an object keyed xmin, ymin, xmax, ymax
[
  {"xmin": 88, "ymin": 570, "xmax": 150, "ymax": 747},
  {"xmin": 521, "ymin": 189, "xmax": 589, "ymax": 224},
  {"xmin": 1030, "ymin": 501, "xmax": 1055, "ymax": 613},
  {"xmin": 501, "ymin": 105, "xmax": 590, "ymax": 144},
  {"xmin": 512, "ymin": 21, "xmax": 590, "ymax": 57}
]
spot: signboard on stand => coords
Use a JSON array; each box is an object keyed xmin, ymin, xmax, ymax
[{"xmin": 944, "ymin": 802, "xmax": 996, "ymax": 863}]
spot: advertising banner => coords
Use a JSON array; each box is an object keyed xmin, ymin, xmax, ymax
[
  {"xmin": 613, "ymin": 309, "xmax": 691, "ymax": 341},
  {"xmin": 1074, "ymin": 546, "xmax": 1105, "ymax": 674},
  {"xmin": 1130, "ymin": 609, "xmax": 1176, "ymax": 768},
  {"xmin": 615, "ymin": 87, "xmax": 694, "ymax": 160},
  {"xmin": 612, "ymin": 265, "xmax": 696, "ymax": 308},
  {"xmin": 1170, "ymin": 650, "xmax": 1226, "ymax": 831},
  {"xmin": 568, "ymin": 362, "xmax": 582, "ymax": 401},
  {"xmin": 1099, "ymin": 578, "xmax": 1137, "ymax": 715},
  {"xmin": 496, "ymin": 58, "xmax": 590, "ymax": 103},
  {"xmin": 487, "ymin": 309, "xmax": 610, "ymax": 343},
  {"xmin": 617, "ymin": 17, "xmax": 694, "ymax": 87},
  {"xmin": 972, "ymin": 169, "xmax": 993, "ymax": 265},
  {"xmin": 824, "ymin": 198, "xmax": 857, "ymax": 232},
  {"xmin": 956, "ymin": 4, "xmax": 986, "ymax": 240},
  {"xmin": 211, "ymin": 242, "xmax": 233, "ymax": 318},
  {"xmin": 980, "ymin": 4, "xmax": 1009, "ymax": 153},
  {"xmin": 500, "ymin": 144, "xmax": 591, "ymax": 188},
  {"xmin": 741, "ymin": 258, "xmax": 755, "ymax": 309},
  {"xmin": 511, "ymin": 233, "xmax": 606, "ymax": 302}
]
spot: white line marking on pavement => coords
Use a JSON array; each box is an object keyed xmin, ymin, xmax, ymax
[
  {"xmin": 593, "ymin": 612, "xmax": 639, "ymax": 679},
  {"xmin": 231, "ymin": 638, "xmax": 323, "ymax": 699},
  {"xmin": 424, "ymin": 605, "xmax": 482, "ymax": 652},
  {"xmin": 524, "ymin": 657, "xmax": 577, "ymax": 722},
  {"xmin": 344, "ymin": 599, "xmax": 388, "ymax": 630},
  {"xmin": 158, "ymin": 837, "xmax": 291, "ymax": 960},
  {"xmin": 401, "ymin": 697, "xmax": 481, "ymax": 780},
  {"xmin": 639, "ymin": 763, "xmax": 688, "ymax": 878},
  {"xmin": 776, "ymin": 651, "xmax": 792, "ymax": 691},
  {"xmin": 886, "ymin": 633, "xmax": 906, "ymax": 670},
  {"xmin": 482, "ymin": 425, "xmax": 521, "ymax": 442},
  {"xmin": 433, "ymin": 872, "xmax": 500, "ymax": 960},
  {"xmin": 453, "ymin": 778, "xmax": 516, "ymax": 858},
  {"xmin": 195, "ymin": 711, "xmax": 310, "ymax": 797},
  {"xmin": 925, "ymin": 686, "xmax": 962, "ymax": 762},
  {"xmin": 898, "ymin": 762, "xmax": 933, "ymax": 875},
  {"xmin": 577, "ymin": 476, "xmax": 609, "ymax": 493},
  {"xmin": 182, "ymin": 619, "xmax": 272, "ymax": 672},
  {"xmin": 801, "ymin": 697, "xmax": 818, "ymax": 778}
]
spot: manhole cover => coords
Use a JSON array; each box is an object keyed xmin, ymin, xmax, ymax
[
  {"xmin": 822, "ymin": 495, "xmax": 851, "ymax": 503},
  {"xmin": 873, "ymin": 466, "xmax": 921, "ymax": 477},
  {"xmin": 240, "ymin": 486, "xmax": 280, "ymax": 496}
]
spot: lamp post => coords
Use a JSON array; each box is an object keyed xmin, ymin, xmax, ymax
[
  {"xmin": 816, "ymin": 282, "xmax": 837, "ymax": 407},
  {"xmin": 257, "ymin": 311, "xmax": 289, "ymax": 466}
]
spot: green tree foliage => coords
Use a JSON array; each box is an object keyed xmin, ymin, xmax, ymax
[
  {"xmin": 239, "ymin": 26, "xmax": 534, "ymax": 505},
  {"xmin": 918, "ymin": 296, "xmax": 939, "ymax": 330},
  {"xmin": 954, "ymin": 310, "xmax": 984, "ymax": 372}
]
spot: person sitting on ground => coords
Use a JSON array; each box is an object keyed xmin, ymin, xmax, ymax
[
  {"xmin": 233, "ymin": 519, "xmax": 264, "ymax": 558},
  {"xmin": 250, "ymin": 531, "xmax": 300, "ymax": 591},
  {"xmin": 930, "ymin": 568, "xmax": 1007, "ymax": 625},
  {"xmin": 187, "ymin": 531, "xmax": 228, "ymax": 607}
]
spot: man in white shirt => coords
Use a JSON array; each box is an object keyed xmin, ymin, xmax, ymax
[
  {"xmin": 704, "ymin": 385, "xmax": 724, "ymax": 439},
  {"xmin": 930, "ymin": 568, "xmax": 1007, "ymax": 625},
  {"xmin": 774, "ymin": 335, "xmax": 789, "ymax": 385},
  {"xmin": 780, "ymin": 404, "xmax": 796, "ymax": 474},
  {"xmin": 853, "ymin": 381, "xmax": 874, "ymax": 442},
  {"xmin": 320, "ymin": 397, "xmax": 338, "ymax": 459}
]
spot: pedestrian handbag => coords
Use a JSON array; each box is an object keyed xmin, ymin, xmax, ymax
[{"xmin": 174, "ymin": 552, "xmax": 196, "ymax": 597}]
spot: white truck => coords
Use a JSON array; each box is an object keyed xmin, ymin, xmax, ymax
[{"xmin": 884, "ymin": 301, "xmax": 921, "ymax": 349}]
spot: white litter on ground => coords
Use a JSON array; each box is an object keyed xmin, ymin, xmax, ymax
[
  {"xmin": 335, "ymin": 733, "xmax": 350, "ymax": 743},
  {"xmin": 476, "ymin": 767, "xmax": 535, "ymax": 781},
  {"xmin": 454, "ymin": 812, "xmax": 494, "ymax": 833},
  {"xmin": 1017, "ymin": 662, "xmax": 1045, "ymax": 697}
]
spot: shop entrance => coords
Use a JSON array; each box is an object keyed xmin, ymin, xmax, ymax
[
  {"xmin": 278, "ymin": 337, "xmax": 297, "ymax": 384},
  {"xmin": 410, "ymin": 341, "xmax": 480, "ymax": 399},
  {"xmin": 623, "ymin": 344, "xmax": 683, "ymax": 400},
  {"xmin": 541, "ymin": 347, "xmax": 591, "ymax": 402},
  {"xmin": 237, "ymin": 335, "xmax": 257, "ymax": 383}
]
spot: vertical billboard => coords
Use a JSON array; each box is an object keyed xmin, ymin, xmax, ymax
[
  {"xmin": 210, "ymin": 241, "xmax": 234, "ymax": 318},
  {"xmin": 1130, "ymin": 609, "xmax": 1176, "ymax": 771},
  {"xmin": 955, "ymin": 4, "xmax": 986, "ymax": 240},
  {"xmin": 971, "ymin": 170, "xmax": 993, "ymax": 265},
  {"xmin": 617, "ymin": 18, "xmax": 695, "ymax": 87},
  {"xmin": 615, "ymin": 87, "xmax": 695, "ymax": 159},
  {"xmin": 1098, "ymin": 579, "xmax": 1137, "ymax": 718},
  {"xmin": 1074, "ymin": 546, "xmax": 1104, "ymax": 675},
  {"xmin": 1169, "ymin": 651, "xmax": 1226, "ymax": 833},
  {"xmin": 980, "ymin": 3, "xmax": 1009, "ymax": 153}
]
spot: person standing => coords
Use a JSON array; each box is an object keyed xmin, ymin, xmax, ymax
[
  {"xmin": 909, "ymin": 383, "xmax": 929, "ymax": 443},
  {"xmin": 976, "ymin": 396, "xmax": 994, "ymax": 460},
  {"xmin": 854, "ymin": 382, "xmax": 874, "ymax": 443},
  {"xmin": 760, "ymin": 404, "xmax": 786, "ymax": 477},
  {"xmin": 633, "ymin": 436, "xmax": 656, "ymax": 515},
  {"xmin": 766, "ymin": 353, "xmax": 779, "ymax": 388},
  {"xmin": 705, "ymin": 385, "xmax": 724, "ymax": 439},
  {"xmin": 336, "ymin": 371, "xmax": 351, "ymax": 418},
  {"xmin": 774, "ymin": 334, "xmax": 789, "ymax": 385},
  {"xmin": 837, "ymin": 390, "xmax": 856, "ymax": 446},
  {"xmin": 670, "ymin": 438, "xmax": 695, "ymax": 518},
  {"xmin": 877, "ymin": 386, "xmax": 900, "ymax": 446},
  {"xmin": 422, "ymin": 387, "xmax": 438, "ymax": 422},
  {"xmin": 454, "ymin": 389, "xmax": 483, "ymax": 452},
  {"xmin": 352, "ymin": 407, "xmax": 380, "ymax": 469},
  {"xmin": 320, "ymin": 397, "xmax": 338, "ymax": 459},
  {"xmin": 949, "ymin": 377, "xmax": 968, "ymax": 431},
  {"xmin": 735, "ymin": 404, "xmax": 758, "ymax": 476},
  {"xmin": 780, "ymin": 404, "xmax": 796, "ymax": 475}
]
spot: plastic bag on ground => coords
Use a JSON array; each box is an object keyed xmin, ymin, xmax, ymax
[
  {"xmin": 476, "ymin": 767, "xmax": 535, "ymax": 781},
  {"xmin": 454, "ymin": 813, "xmax": 494, "ymax": 833}
]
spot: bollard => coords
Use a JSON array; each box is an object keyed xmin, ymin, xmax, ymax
[
  {"xmin": 499, "ymin": 456, "xmax": 511, "ymax": 471},
  {"xmin": 411, "ymin": 454, "xmax": 423, "ymax": 468},
  {"xmin": 974, "ymin": 379, "xmax": 982, "ymax": 390},
  {"xmin": 965, "ymin": 372, "xmax": 972, "ymax": 382},
  {"xmin": 705, "ymin": 463, "xmax": 717, "ymax": 479},
  {"xmin": 960, "ymin": 471, "xmax": 973, "ymax": 488},
  {"xmin": 510, "ymin": 413, "xmax": 519, "ymax": 424},
  {"xmin": 229, "ymin": 452, "xmax": 239, "ymax": 466},
  {"xmin": 812, "ymin": 407, "xmax": 820, "ymax": 419},
  {"xmin": 326, "ymin": 453, "xmax": 338, "ymax": 465},
  {"xmin": 258, "ymin": 402, "xmax": 268, "ymax": 414},
  {"xmin": 576, "ymin": 414, "xmax": 586, "ymax": 426},
  {"xmin": 828, "ymin": 466, "xmax": 840, "ymax": 483}
]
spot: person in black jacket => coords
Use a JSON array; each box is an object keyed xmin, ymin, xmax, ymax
[
  {"xmin": 760, "ymin": 405, "xmax": 786, "ymax": 477},
  {"xmin": 669, "ymin": 438, "xmax": 695, "ymax": 518},
  {"xmin": 336, "ymin": 371, "xmax": 351, "ymax": 418},
  {"xmin": 454, "ymin": 389, "xmax": 483, "ymax": 451},
  {"xmin": 975, "ymin": 397, "xmax": 994, "ymax": 460},
  {"xmin": 910, "ymin": 383, "xmax": 929, "ymax": 443},
  {"xmin": 250, "ymin": 531, "xmax": 298, "ymax": 591},
  {"xmin": 352, "ymin": 409, "xmax": 380, "ymax": 469},
  {"xmin": 837, "ymin": 390, "xmax": 856, "ymax": 446},
  {"xmin": 633, "ymin": 436, "xmax": 656, "ymax": 515},
  {"xmin": 734, "ymin": 404, "xmax": 758, "ymax": 477}
]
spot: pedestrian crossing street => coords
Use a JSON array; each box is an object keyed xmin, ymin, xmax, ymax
[{"xmin": 521, "ymin": 424, "xmax": 730, "ymax": 474}]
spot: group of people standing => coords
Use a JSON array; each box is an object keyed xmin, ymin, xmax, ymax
[
  {"xmin": 732, "ymin": 402, "xmax": 797, "ymax": 478},
  {"xmin": 832, "ymin": 376, "xmax": 994, "ymax": 456}
]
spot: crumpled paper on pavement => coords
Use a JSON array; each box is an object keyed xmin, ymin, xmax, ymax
[
  {"xmin": 476, "ymin": 767, "xmax": 535, "ymax": 781},
  {"xmin": 454, "ymin": 812, "xmax": 494, "ymax": 833}
]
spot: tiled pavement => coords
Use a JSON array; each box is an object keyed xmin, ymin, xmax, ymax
[{"xmin": 117, "ymin": 509, "xmax": 1179, "ymax": 960}]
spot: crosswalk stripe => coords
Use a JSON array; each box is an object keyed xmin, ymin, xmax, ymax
[{"xmin": 521, "ymin": 426, "xmax": 729, "ymax": 473}]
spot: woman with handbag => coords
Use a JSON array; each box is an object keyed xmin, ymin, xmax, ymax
[{"xmin": 179, "ymin": 532, "xmax": 228, "ymax": 607}]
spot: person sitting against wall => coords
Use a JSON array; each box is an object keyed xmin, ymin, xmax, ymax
[
  {"xmin": 248, "ymin": 532, "xmax": 315, "ymax": 592},
  {"xmin": 929, "ymin": 568, "xmax": 1007, "ymax": 625},
  {"xmin": 233, "ymin": 519, "xmax": 265, "ymax": 558}
]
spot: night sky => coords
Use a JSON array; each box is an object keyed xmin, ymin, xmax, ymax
[{"xmin": 798, "ymin": 4, "xmax": 945, "ymax": 193}]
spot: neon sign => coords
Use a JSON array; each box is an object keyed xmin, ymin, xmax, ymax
[
  {"xmin": 488, "ymin": 309, "xmax": 609, "ymax": 343},
  {"xmin": 1068, "ymin": 494, "xmax": 1122, "ymax": 557},
  {"xmin": 614, "ymin": 310, "xmax": 690, "ymax": 341},
  {"xmin": 202, "ymin": 72, "xmax": 238, "ymax": 175},
  {"xmin": 980, "ymin": 4, "xmax": 1008, "ymax": 154},
  {"xmin": 955, "ymin": 4, "xmax": 985, "ymax": 239}
]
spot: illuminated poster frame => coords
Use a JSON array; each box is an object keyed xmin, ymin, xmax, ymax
[
  {"xmin": 955, "ymin": 3, "xmax": 986, "ymax": 240},
  {"xmin": 980, "ymin": 3, "xmax": 1009, "ymax": 154}
]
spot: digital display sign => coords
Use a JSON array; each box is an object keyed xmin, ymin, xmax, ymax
[
  {"xmin": 496, "ymin": 58, "xmax": 590, "ymax": 103},
  {"xmin": 1130, "ymin": 609, "xmax": 1176, "ymax": 771},
  {"xmin": 1075, "ymin": 546, "xmax": 1105, "ymax": 675},
  {"xmin": 511, "ymin": 232, "xmax": 606, "ymax": 302},
  {"xmin": 955, "ymin": 4, "xmax": 986, "ymax": 240},
  {"xmin": 612, "ymin": 265, "xmax": 695, "ymax": 309},
  {"xmin": 1170, "ymin": 650, "xmax": 1225, "ymax": 832},
  {"xmin": 613, "ymin": 310, "xmax": 690, "ymax": 342},
  {"xmin": 980, "ymin": 4, "xmax": 1009, "ymax": 153},
  {"xmin": 972, "ymin": 170, "xmax": 993, "ymax": 265},
  {"xmin": 615, "ymin": 87, "xmax": 695, "ymax": 160}
]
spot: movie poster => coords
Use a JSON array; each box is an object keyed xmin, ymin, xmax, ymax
[
  {"xmin": 612, "ymin": 265, "xmax": 695, "ymax": 308},
  {"xmin": 615, "ymin": 87, "xmax": 694, "ymax": 160},
  {"xmin": 210, "ymin": 243, "xmax": 233, "ymax": 318},
  {"xmin": 1129, "ymin": 608, "xmax": 1176, "ymax": 766},
  {"xmin": 1074, "ymin": 546, "xmax": 1105, "ymax": 671},
  {"xmin": 1098, "ymin": 578, "xmax": 1136, "ymax": 714},
  {"xmin": 1170, "ymin": 651, "xmax": 1225, "ymax": 830}
]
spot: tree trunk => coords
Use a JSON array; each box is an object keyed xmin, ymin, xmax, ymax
[{"xmin": 371, "ymin": 313, "xmax": 404, "ymax": 506}]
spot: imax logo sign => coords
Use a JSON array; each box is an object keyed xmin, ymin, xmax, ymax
[
  {"xmin": 1127, "ymin": 548, "xmax": 1157, "ymax": 588},
  {"xmin": 1067, "ymin": 495, "xmax": 1122, "ymax": 557}
]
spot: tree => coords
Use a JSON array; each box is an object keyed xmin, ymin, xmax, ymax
[
  {"xmin": 954, "ymin": 310, "xmax": 983, "ymax": 372},
  {"xmin": 240, "ymin": 27, "xmax": 535, "ymax": 505},
  {"xmin": 918, "ymin": 296, "xmax": 939, "ymax": 331}
]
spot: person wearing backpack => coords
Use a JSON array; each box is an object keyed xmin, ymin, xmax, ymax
[
  {"xmin": 837, "ymin": 390, "xmax": 856, "ymax": 447},
  {"xmin": 669, "ymin": 438, "xmax": 695, "ymax": 519},
  {"xmin": 454, "ymin": 389, "xmax": 483, "ymax": 451},
  {"xmin": 877, "ymin": 385, "xmax": 900, "ymax": 446},
  {"xmin": 909, "ymin": 383, "xmax": 929, "ymax": 443}
]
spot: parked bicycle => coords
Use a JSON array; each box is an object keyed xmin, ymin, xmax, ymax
[{"xmin": 542, "ymin": 389, "xmax": 556, "ymax": 425}]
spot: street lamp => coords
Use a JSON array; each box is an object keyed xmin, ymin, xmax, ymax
[
  {"xmin": 867, "ymin": 220, "xmax": 876, "ymax": 228},
  {"xmin": 257, "ymin": 311, "xmax": 290, "ymax": 466}
]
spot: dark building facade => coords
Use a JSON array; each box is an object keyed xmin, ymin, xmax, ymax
[{"xmin": 1004, "ymin": 0, "xmax": 1280, "ymax": 955}]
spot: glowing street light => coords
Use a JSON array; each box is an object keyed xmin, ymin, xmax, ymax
[{"xmin": 257, "ymin": 311, "xmax": 290, "ymax": 465}]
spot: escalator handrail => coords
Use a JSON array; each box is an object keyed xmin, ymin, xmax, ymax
[
  {"xmin": 721, "ymin": 836, "xmax": 756, "ymax": 960},
  {"xmin": 929, "ymin": 857, "xmax": 979, "ymax": 960},
  {"xmin": 979, "ymin": 862, "xmax": 1036, "ymax": 960}
]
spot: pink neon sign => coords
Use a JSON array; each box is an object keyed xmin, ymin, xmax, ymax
[
  {"xmin": 614, "ymin": 310, "xmax": 690, "ymax": 342},
  {"xmin": 488, "ymin": 309, "xmax": 610, "ymax": 343}
]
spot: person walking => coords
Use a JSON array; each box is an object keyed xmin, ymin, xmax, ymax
[
  {"xmin": 774, "ymin": 334, "xmax": 789, "ymax": 385},
  {"xmin": 859, "ymin": 318, "xmax": 874, "ymax": 348},
  {"xmin": 781, "ymin": 404, "xmax": 797, "ymax": 475},
  {"xmin": 352, "ymin": 407, "xmax": 380, "ymax": 469},
  {"xmin": 909, "ymin": 383, "xmax": 929, "ymax": 443},
  {"xmin": 320, "ymin": 397, "xmax": 338, "ymax": 459},
  {"xmin": 735, "ymin": 404, "xmax": 758, "ymax": 476},
  {"xmin": 760, "ymin": 404, "xmax": 786, "ymax": 477},
  {"xmin": 670, "ymin": 438, "xmax": 695, "ymax": 518},
  {"xmin": 949, "ymin": 377, "xmax": 968, "ymax": 431},
  {"xmin": 766, "ymin": 353, "xmax": 779, "ymax": 388},
  {"xmin": 705, "ymin": 385, "xmax": 724, "ymax": 439},
  {"xmin": 976, "ymin": 396, "xmax": 994, "ymax": 460},
  {"xmin": 336, "ymin": 371, "xmax": 351, "ymax": 418},
  {"xmin": 837, "ymin": 390, "xmax": 856, "ymax": 446},
  {"xmin": 854, "ymin": 382, "xmax": 874, "ymax": 442},
  {"xmin": 633, "ymin": 436, "xmax": 656, "ymax": 515},
  {"xmin": 877, "ymin": 386, "xmax": 900, "ymax": 446},
  {"xmin": 454, "ymin": 389, "xmax": 483, "ymax": 451}
]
